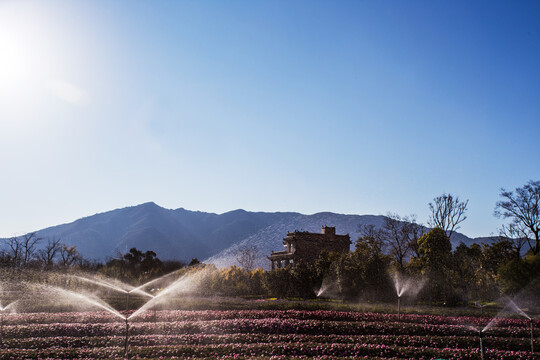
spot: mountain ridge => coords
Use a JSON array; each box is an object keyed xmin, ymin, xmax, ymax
[{"xmin": 0, "ymin": 202, "xmax": 490, "ymax": 268}]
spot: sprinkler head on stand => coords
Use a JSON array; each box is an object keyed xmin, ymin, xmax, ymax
[
  {"xmin": 124, "ymin": 317, "xmax": 129, "ymax": 359},
  {"xmin": 530, "ymin": 319, "xmax": 534, "ymax": 353},
  {"xmin": 478, "ymin": 330, "xmax": 485, "ymax": 360}
]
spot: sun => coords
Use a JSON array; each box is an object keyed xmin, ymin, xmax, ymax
[
  {"xmin": 0, "ymin": 2, "xmax": 60, "ymax": 104},
  {"xmin": 0, "ymin": 6, "xmax": 39, "ymax": 90}
]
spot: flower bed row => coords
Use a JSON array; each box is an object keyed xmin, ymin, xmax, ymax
[
  {"xmin": 2, "ymin": 310, "xmax": 537, "ymax": 359},
  {"xmin": 0, "ymin": 342, "xmax": 537, "ymax": 360},
  {"xmin": 3, "ymin": 309, "xmax": 535, "ymax": 329},
  {"xmin": 3, "ymin": 333, "xmax": 537, "ymax": 352},
  {"xmin": 3, "ymin": 318, "xmax": 535, "ymax": 339}
]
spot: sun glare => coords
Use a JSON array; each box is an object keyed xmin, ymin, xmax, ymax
[
  {"xmin": 0, "ymin": 7, "xmax": 46, "ymax": 94},
  {"xmin": 0, "ymin": 2, "xmax": 87, "ymax": 104}
]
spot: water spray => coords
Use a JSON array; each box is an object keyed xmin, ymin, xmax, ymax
[
  {"xmin": 128, "ymin": 270, "xmax": 204, "ymax": 321},
  {"xmin": 41, "ymin": 270, "xmax": 204, "ymax": 358},
  {"xmin": 0, "ymin": 301, "xmax": 18, "ymax": 344},
  {"xmin": 69, "ymin": 275, "xmax": 154, "ymax": 311},
  {"xmin": 394, "ymin": 273, "xmax": 407, "ymax": 320},
  {"xmin": 502, "ymin": 298, "xmax": 534, "ymax": 353},
  {"xmin": 475, "ymin": 302, "xmax": 487, "ymax": 316}
]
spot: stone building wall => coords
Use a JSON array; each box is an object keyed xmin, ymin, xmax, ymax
[{"xmin": 269, "ymin": 226, "xmax": 350, "ymax": 269}]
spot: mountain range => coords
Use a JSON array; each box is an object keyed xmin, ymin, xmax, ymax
[{"xmin": 1, "ymin": 202, "xmax": 491, "ymax": 269}]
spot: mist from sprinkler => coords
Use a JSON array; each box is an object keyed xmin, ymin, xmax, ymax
[
  {"xmin": 68, "ymin": 275, "xmax": 154, "ymax": 311},
  {"xmin": 0, "ymin": 300, "xmax": 18, "ymax": 343},
  {"xmin": 468, "ymin": 326, "xmax": 486, "ymax": 360},
  {"xmin": 393, "ymin": 273, "xmax": 425, "ymax": 319},
  {"xmin": 128, "ymin": 269, "xmax": 206, "ymax": 320},
  {"xmin": 38, "ymin": 268, "xmax": 204, "ymax": 358},
  {"xmin": 316, "ymin": 285, "xmax": 328, "ymax": 297},
  {"xmin": 316, "ymin": 276, "xmax": 334, "ymax": 298},
  {"xmin": 0, "ymin": 267, "xmax": 206, "ymax": 358},
  {"xmin": 500, "ymin": 298, "xmax": 534, "ymax": 353},
  {"xmin": 481, "ymin": 297, "xmax": 535, "ymax": 354},
  {"xmin": 33, "ymin": 284, "xmax": 131, "ymax": 357}
]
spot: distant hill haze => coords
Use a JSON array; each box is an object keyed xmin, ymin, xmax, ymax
[{"xmin": 1, "ymin": 202, "xmax": 489, "ymax": 269}]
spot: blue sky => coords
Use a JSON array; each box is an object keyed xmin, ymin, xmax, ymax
[{"xmin": 1, "ymin": 1, "xmax": 539, "ymax": 238}]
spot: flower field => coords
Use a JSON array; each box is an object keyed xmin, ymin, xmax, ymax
[{"xmin": 1, "ymin": 309, "xmax": 538, "ymax": 359}]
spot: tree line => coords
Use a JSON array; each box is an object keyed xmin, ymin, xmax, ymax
[
  {"xmin": 212, "ymin": 180, "xmax": 539, "ymax": 305},
  {"xmin": 1, "ymin": 180, "xmax": 538, "ymax": 306}
]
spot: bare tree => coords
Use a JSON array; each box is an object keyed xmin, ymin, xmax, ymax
[
  {"xmin": 357, "ymin": 223, "xmax": 386, "ymax": 253},
  {"xmin": 498, "ymin": 221, "xmax": 529, "ymax": 259},
  {"xmin": 428, "ymin": 193, "xmax": 468, "ymax": 240},
  {"xmin": 4, "ymin": 236, "xmax": 22, "ymax": 267},
  {"xmin": 382, "ymin": 213, "xmax": 412, "ymax": 272},
  {"xmin": 407, "ymin": 215, "xmax": 425, "ymax": 258},
  {"xmin": 358, "ymin": 224, "xmax": 385, "ymax": 242},
  {"xmin": 234, "ymin": 245, "xmax": 258, "ymax": 271},
  {"xmin": 59, "ymin": 245, "xmax": 81, "ymax": 268},
  {"xmin": 20, "ymin": 232, "xmax": 42, "ymax": 266},
  {"xmin": 382, "ymin": 213, "xmax": 424, "ymax": 271},
  {"xmin": 495, "ymin": 180, "xmax": 540, "ymax": 255},
  {"xmin": 37, "ymin": 237, "xmax": 62, "ymax": 268},
  {"xmin": 3, "ymin": 233, "xmax": 42, "ymax": 267}
]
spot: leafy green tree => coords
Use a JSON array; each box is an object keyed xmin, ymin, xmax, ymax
[
  {"xmin": 481, "ymin": 239, "xmax": 513, "ymax": 275},
  {"xmin": 290, "ymin": 262, "xmax": 317, "ymax": 298},
  {"xmin": 314, "ymin": 251, "xmax": 342, "ymax": 281},
  {"xmin": 249, "ymin": 268, "xmax": 266, "ymax": 295},
  {"xmin": 101, "ymin": 247, "xmax": 165, "ymax": 283},
  {"xmin": 452, "ymin": 242, "xmax": 482, "ymax": 303},
  {"xmin": 263, "ymin": 268, "xmax": 292, "ymax": 298},
  {"xmin": 416, "ymin": 227, "xmax": 453, "ymax": 303},
  {"xmin": 347, "ymin": 236, "xmax": 393, "ymax": 301},
  {"xmin": 497, "ymin": 253, "xmax": 540, "ymax": 298},
  {"xmin": 123, "ymin": 248, "xmax": 163, "ymax": 280},
  {"xmin": 218, "ymin": 266, "xmax": 251, "ymax": 295},
  {"xmin": 332, "ymin": 254, "xmax": 360, "ymax": 300}
]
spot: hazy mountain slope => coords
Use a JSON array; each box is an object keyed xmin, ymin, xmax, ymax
[
  {"xmin": 1, "ymin": 202, "xmax": 483, "ymax": 264},
  {"xmin": 172, "ymin": 208, "xmax": 299, "ymax": 253},
  {"xmin": 3, "ymin": 203, "xmax": 300, "ymax": 261},
  {"xmin": 31, "ymin": 202, "xmax": 206, "ymax": 260},
  {"xmin": 205, "ymin": 214, "xmax": 483, "ymax": 270},
  {"xmin": 205, "ymin": 212, "xmax": 387, "ymax": 269}
]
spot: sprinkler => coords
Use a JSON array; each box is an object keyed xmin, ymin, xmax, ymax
[
  {"xmin": 397, "ymin": 295, "xmax": 401, "ymax": 320},
  {"xmin": 530, "ymin": 319, "xmax": 534, "ymax": 353},
  {"xmin": 479, "ymin": 330, "xmax": 485, "ymax": 360},
  {"xmin": 68, "ymin": 275, "xmax": 154, "ymax": 312},
  {"xmin": 0, "ymin": 309, "xmax": 3, "ymax": 344},
  {"xmin": 153, "ymin": 298, "xmax": 157, "ymax": 323},
  {"xmin": 124, "ymin": 317, "xmax": 129, "ymax": 359},
  {"xmin": 475, "ymin": 302, "xmax": 487, "ymax": 316},
  {"xmin": 0, "ymin": 301, "xmax": 17, "ymax": 344}
]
